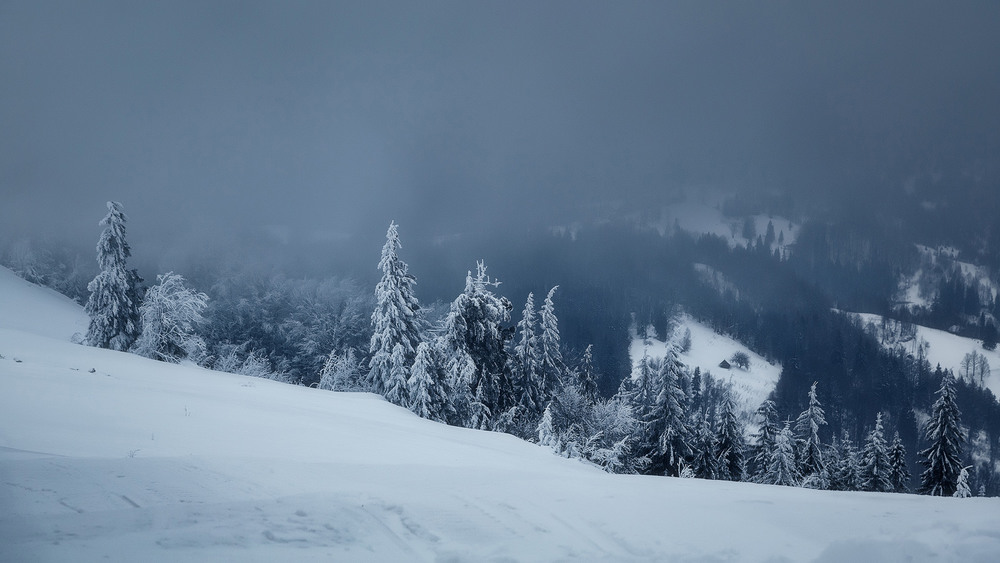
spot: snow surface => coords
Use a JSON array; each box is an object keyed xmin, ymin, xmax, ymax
[
  {"xmin": 3, "ymin": 267, "xmax": 1000, "ymax": 562},
  {"xmin": 849, "ymin": 311, "xmax": 1000, "ymax": 399},
  {"xmin": 630, "ymin": 314, "xmax": 782, "ymax": 418}
]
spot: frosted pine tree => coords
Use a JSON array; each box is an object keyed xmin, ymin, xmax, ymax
[
  {"xmin": 440, "ymin": 262, "xmax": 513, "ymax": 429},
  {"xmin": 715, "ymin": 396, "xmax": 746, "ymax": 481},
  {"xmin": 918, "ymin": 372, "xmax": 965, "ymax": 496},
  {"xmin": 794, "ymin": 382, "xmax": 828, "ymax": 488},
  {"xmin": 765, "ymin": 421, "xmax": 801, "ymax": 487},
  {"xmin": 85, "ymin": 201, "xmax": 143, "ymax": 351},
  {"xmin": 953, "ymin": 466, "xmax": 972, "ymax": 498},
  {"xmin": 577, "ymin": 344, "xmax": 599, "ymax": 401},
  {"xmin": 537, "ymin": 403, "xmax": 558, "ymax": 449},
  {"xmin": 368, "ymin": 222, "xmax": 422, "ymax": 396},
  {"xmin": 383, "ymin": 343, "xmax": 409, "ymax": 406},
  {"xmin": 132, "ymin": 272, "xmax": 208, "ymax": 363},
  {"xmin": 512, "ymin": 293, "xmax": 543, "ymax": 416},
  {"xmin": 830, "ymin": 431, "xmax": 860, "ymax": 491},
  {"xmin": 641, "ymin": 350, "xmax": 692, "ymax": 477},
  {"xmin": 888, "ymin": 431, "xmax": 911, "ymax": 493},
  {"xmin": 690, "ymin": 411, "xmax": 719, "ymax": 480},
  {"xmin": 538, "ymin": 286, "xmax": 565, "ymax": 399},
  {"xmin": 750, "ymin": 400, "xmax": 779, "ymax": 482},
  {"xmin": 859, "ymin": 412, "xmax": 892, "ymax": 492},
  {"xmin": 407, "ymin": 341, "xmax": 453, "ymax": 422}
]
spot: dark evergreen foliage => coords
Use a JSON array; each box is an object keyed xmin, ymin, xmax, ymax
[{"xmin": 85, "ymin": 201, "xmax": 143, "ymax": 351}]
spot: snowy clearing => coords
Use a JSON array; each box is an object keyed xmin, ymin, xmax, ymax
[
  {"xmin": 2, "ymin": 268, "xmax": 999, "ymax": 562},
  {"xmin": 630, "ymin": 314, "xmax": 782, "ymax": 418},
  {"xmin": 847, "ymin": 311, "xmax": 1000, "ymax": 399}
]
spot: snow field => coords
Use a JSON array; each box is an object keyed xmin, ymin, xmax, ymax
[
  {"xmin": 849, "ymin": 312, "xmax": 1000, "ymax": 400},
  {"xmin": 630, "ymin": 314, "xmax": 782, "ymax": 418}
]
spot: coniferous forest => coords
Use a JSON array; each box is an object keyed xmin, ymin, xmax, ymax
[{"xmin": 5, "ymin": 194, "xmax": 998, "ymax": 499}]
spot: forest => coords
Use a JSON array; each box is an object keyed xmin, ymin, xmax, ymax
[{"xmin": 4, "ymin": 196, "xmax": 998, "ymax": 498}]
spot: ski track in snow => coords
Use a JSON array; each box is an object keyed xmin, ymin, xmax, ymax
[{"xmin": 2, "ymin": 266, "xmax": 1000, "ymax": 562}]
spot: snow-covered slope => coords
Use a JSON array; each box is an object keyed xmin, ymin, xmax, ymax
[
  {"xmin": 630, "ymin": 314, "xmax": 781, "ymax": 417},
  {"xmin": 0, "ymin": 266, "xmax": 88, "ymax": 340},
  {"xmin": 896, "ymin": 244, "xmax": 998, "ymax": 313},
  {"xmin": 2, "ymin": 268, "xmax": 1000, "ymax": 562},
  {"xmin": 848, "ymin": 311, "xmax": 1000, "ymax": 399}
]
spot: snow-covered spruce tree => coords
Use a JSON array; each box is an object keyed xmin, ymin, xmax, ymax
[
  {"xmin": 794, "ymin": 382, "xmax": 829, "ymax": 489},
  {"xmin": 512, "ymin": 293, "xmax": 544, "ymax": 416},
  {"xmin": 440, "ymin": 262, "xmax": 513, "ymax": 429},
  {"xmin": 750, "ymin": 399, "xmax": 779, "ymax": 482},
  {"xmin": 690, "ymin": 411, "xmax": 719, "ymax": 480},
  {"xmin": 953, "ymin": 466, "xmax": 972, "ymax": 498},
  {"xmin": 765, "ymin": 421, "xmax": 801, "ymax": 487},
  {"xmin": 859, "ymin": 412, "xmax": 893, "ymax": 492},
  {"xmin": 829, "ymin": 431, "xmax": 860, "ymax": 491},
  {"xmin": 368, "ymin": 222, "xmax": 422, "ymax": 397},
  {"xmin": 407, "ymin": 341, "xmax": 453, "ymax": 423},
  {"xmin": 537, "ymin": 403, "xmax": 558, "ymax": 449},
  {"xmin": 715, "ymin": 396, "xmax": 747, "ymax": 482},
  {"xmin": 538, "ymin": 286, "xmax": 566, "ymax": 399},
  {"xmin": 577, "ymin": 344, "xmax": 599, "ymax": 401},
  {"xmin": 888, "ymin": 431, "xmax": 911, "ymax": 493},
  {"xmin": 383, "ymin": 343, "xmax": 410, "ymax": 406},
  {"xmin": 85, "ymin": 201, "xmax": 143, "ymax": 351},
  {"xmin": 640, "ymin": 350, "xmax": 693, "ymax": 477},
  {"xmin": 132, "ymin": 272, "xmax": 208, "ymax": 363},
  {"xmin": 918, "ymin": 371, "xmax": 965, "ymax": 496}
]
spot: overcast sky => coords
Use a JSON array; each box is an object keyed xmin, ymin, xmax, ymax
[{"xmin": 2, "ymin": 1, "xmax": 999, "ymax": 272}]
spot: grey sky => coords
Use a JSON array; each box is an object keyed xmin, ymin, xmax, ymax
[{"xmin": 2, "ymin": 1, "xmax": 999, "ymax": 271}]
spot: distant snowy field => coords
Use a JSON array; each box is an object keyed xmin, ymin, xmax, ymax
[
  {"xmin": 629, "ymin": 314, "xmax": 782, "ymax": 418},
  {"xmin": 848, "ymin": 311, "xmax": 1000, "ymax": 399},
  {"xmin": 2, "ymin": 267, "xmax": 999, "ymax": 562}
]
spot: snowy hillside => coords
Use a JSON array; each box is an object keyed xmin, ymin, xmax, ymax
[
  {"xmin": 847, "ymin": 311, "xmax": 1000, "ymax": 399},
  {"xmin": 2, "ymin": 268, "xmax": 1000, "ymax": 562},
  {"xmin": 630, "ymin": 314, "xmax": 782, "ymax": 417},
  {"xmin": 896, "ymin": 244, "xmax": 998, "ymax": 313}
]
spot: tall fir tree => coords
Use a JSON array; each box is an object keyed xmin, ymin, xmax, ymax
[
  {"xmin": 859, "ymin": 412, "xmax": 893, "ymax": 492},
  {"xmin": 765, "ymin": 421, "xmax": 801, "ymax": 487},
  {"xmin": 383, "ymin": 343, "xmax": 410, "ymax": 406},
  {"xmin": 85, "ymin": 201, "xmax": 143, "ymax": 351},
  {"xmin": 577, "ymin": 344, "xmax": 599, "ymax": 401},
  {"xmin": 640, "ymin": 350, "xmax": 692, "ymax": 476},
  {"xmin": 690, "ymin": 411, "xmax": 719, "ymax": 480},
  {"xmin": 830, "ymin": 431, "xmax": 861, "ymax": 491},
  {"xmin": 888, "ymin": 431, "xmax": 911, "ymax": 493},
  {"xmin": 794, "ymin": 382, "xmax": 829, "ymax": 489},
  {"xmin": 715, "ymin": 396, "xmax": 747, "ymax": 482},
  {"xmin": 538, "ymin": 286, "xmax": 565, "ymax": 399},
  {"xmin": 407, "ymin": 341, "xmax": 453, "ymax": 422},
  {"xmin": 512, "ymin": 293, "xmax": 544, "ymax": 416},
  {"xmin": 750, "ymin": 399, "xmax": 779, "ymax": 482},
  {"xmin": 440, "ymin": 262, "xmax": 513, "ymax": 429},
  {"xmin": 368, "ymin": 222, "xmax": 422, "ymax": 396},
  {"xmin": 918, "ymin": 372, "xmax": 965, "ymax": 496}
]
